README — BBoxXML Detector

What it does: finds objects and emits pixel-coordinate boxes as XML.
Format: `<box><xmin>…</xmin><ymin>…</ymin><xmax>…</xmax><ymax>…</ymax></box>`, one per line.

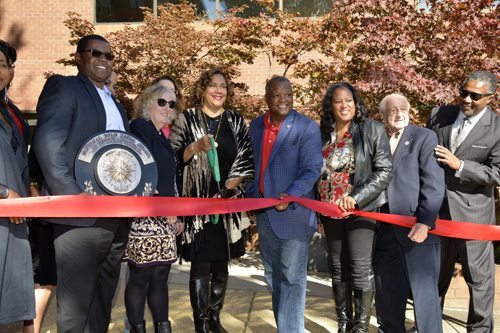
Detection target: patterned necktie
<box><xmin>451</xmin><ymin>117</ymin><xmax>470</xmax><ymax>153</ymax></box>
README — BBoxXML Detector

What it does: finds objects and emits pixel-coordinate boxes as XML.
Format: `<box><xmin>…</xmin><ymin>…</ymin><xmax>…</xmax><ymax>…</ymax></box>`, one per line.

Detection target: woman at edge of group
<box><xmin>169</xmin><ymin>68</ymin><xmax>253</xmax><ymax>333</ymax></box>
<box><xmin>0</xmin><ymin>40</ymin><xmax>35</xmax><ymax>326</ymax></box>
<box><xmin>122</xmin><ymin>83</ymin><xmax>184</xmax><ymax>333</ymax></box>
<box><xmin>318</xmin><ymin>82</ymin><xmax>392</xmax><ymax>333</ymax></box>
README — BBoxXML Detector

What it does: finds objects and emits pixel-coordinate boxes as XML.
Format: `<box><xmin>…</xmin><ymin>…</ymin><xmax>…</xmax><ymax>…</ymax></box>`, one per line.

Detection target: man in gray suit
<box><xmin>375</xmin><ymin>93</ymin><xmax>445</xmax><ymax>333</ymax></box>
<box><xmin>32</xmin><ymin>35</ymin><xmax>129</xmax><ymax>333</ymax></box>
<box><xmin>427</xmin><ymin>70</ymin><xmax>499</xmax><ymax>333</ymax></box>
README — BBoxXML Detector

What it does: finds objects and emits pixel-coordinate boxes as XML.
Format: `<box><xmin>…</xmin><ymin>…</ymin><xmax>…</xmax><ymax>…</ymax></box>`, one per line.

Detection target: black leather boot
<box><xmin>332</xmin><ymin>282</ymin><xmax>353</xmax><ymax>333</ymax></box>
<box><xmin>130</xmin><ymin>321</ymin><xmax>147</xmax><ymax>333</ymax></box>
<box><xmin>154</xmin><ymin>321</ymin><xmax>172</xmax><ymax>333</ymax></box>
<box><xmin>190</xmin><ymin>277</ymin><xmax>210</xmax><ymax>333</ymax></box>
<box><xmin>208</xmin><ymin>272</ymin><xmax>229</xmax><ymax>333</ymax></box>
<box><xmin>352</xmin><ymin>289</ymin><xmax>374</xmax><ymax>333</ymax></box>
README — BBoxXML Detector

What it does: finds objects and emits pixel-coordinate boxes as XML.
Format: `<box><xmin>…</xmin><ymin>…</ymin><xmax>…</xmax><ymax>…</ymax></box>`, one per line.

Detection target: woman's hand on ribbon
<box><xmin>338</xmin><ymin>196</ymin><xmax>357</xmax><ymax>212</ymax></box>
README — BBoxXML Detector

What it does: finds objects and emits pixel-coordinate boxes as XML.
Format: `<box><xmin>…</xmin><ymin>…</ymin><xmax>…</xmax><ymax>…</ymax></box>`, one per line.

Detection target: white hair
<box><xmin>379</xmin><ymin>93</ymin><xmax>410</xmax><ymax>114</ymax></box>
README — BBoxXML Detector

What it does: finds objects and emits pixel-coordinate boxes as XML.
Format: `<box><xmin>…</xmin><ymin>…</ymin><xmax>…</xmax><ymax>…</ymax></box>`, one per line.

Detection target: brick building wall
<box><xmin>0</xmin><ymin>0</ymin><xmax>295</xmax><ymax>112</ymax></box>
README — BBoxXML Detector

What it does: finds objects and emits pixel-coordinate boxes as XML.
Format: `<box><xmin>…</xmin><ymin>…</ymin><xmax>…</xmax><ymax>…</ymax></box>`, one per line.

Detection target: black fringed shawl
<box><xmin>169</xmin><ymin>108</ymin><xmax>253</xmax><ymax>246</ymax></box>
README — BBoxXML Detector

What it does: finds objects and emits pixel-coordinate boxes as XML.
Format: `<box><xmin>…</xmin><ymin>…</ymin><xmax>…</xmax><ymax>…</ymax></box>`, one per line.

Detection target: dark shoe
<box><xmin>154</xmin><ymin>321</ymin><xmax>172</xmax><ymax>333</ymax></box>
<box><xmin>190</xmin><ymin>277</ymin><xmax>210</xmax><ymax>333</ymax></box>
<box><xmin>352</xmin><ymin>289</ymin><xmax>374</xmax><ymax>333</ymax></box>
<box><xmin>208</xmin><ymin>272</ymin><xmax>229</xmax><ymax>333</ymax></box>
<box><xmin>130</xmin><ymin>321</ymin><xmax>146</xmax><ymax>333</ymax></box>
<box><xmin>332</xmin><ymin>282</ymin><xmax>353</xmax><ymax>333</ymax></box>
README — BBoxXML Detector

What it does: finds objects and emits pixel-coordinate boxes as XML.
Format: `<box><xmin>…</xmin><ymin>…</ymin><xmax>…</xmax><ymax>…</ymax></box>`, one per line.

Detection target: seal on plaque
<box><xmin>75</xmin><ymin>130</ymin><xmax>158</xmax><ymax>196</ymax></box>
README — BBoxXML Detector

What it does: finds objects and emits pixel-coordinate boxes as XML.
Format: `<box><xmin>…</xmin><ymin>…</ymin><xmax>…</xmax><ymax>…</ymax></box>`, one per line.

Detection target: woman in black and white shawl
<box><xmin>169</xmin><ymin>68</ymin><xmax>253</xmax><ymax>332</ymax></box>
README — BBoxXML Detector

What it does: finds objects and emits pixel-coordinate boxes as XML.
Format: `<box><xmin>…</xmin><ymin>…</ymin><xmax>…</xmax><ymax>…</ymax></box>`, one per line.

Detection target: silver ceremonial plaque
<box><xmin>75</xmin><ymin>131</ymin><xmax>158</xmax><ymax>196</ymax></box>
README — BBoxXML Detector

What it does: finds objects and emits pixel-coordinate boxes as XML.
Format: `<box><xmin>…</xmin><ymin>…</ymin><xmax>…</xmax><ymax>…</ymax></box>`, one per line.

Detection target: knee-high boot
<box><xmin>352</xmin><ymin>289</ymin><xmax>374</xmax><ymax>333</ymax></box>
<box><xmin>130</xmin><ymin>321</ymin><xmax>147</xmax><ymax>333</ymax></box>
<box><xmin>154</xmin><ymin>321</ymin><xmax>172</xmax><ymax>333</ymax></box>
<box><xmin>332</xmin><ymin>282</ymin><xmax>353</xmax><ymax>333</ymax></box>
<box><xmin>208</xmin><ymin>272</ymin><xmax>229</xmax><ymax>333</ymax></box>
<box><xmin>190</xmin><ymin>277</ymin><xmax>210</xmax><ymax>333</ymax></box>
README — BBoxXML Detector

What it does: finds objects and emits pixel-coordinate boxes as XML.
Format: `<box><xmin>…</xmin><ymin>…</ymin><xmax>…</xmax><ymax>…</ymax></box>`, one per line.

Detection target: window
<box><xmin>282</xmin><ymin>0</ymin><xmax>331</xmax><ymax>17</ymax></box>
<box><xmin>96</xmin><ymin>0</ymin><xmax>154</xmax><ymax>23</ymax></box>
<box><xmin>95</xmin><ymin>0</ymin><xmax>332</xmax><ymax>23</ymax></box>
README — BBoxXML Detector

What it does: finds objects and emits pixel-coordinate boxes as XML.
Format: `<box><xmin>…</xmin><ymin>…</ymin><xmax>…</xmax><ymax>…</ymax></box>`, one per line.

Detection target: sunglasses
<box><xmin>459</xmin><ymin>87</ymin><xmax>492</xmax><ymax>101</ymax></box>
<box><xmin>80</xmin><ymin>49</ymin><xmax>115</xmax><ymax>61</ymax></box>
<box><xmin>157</xmin><ymin>98</ymin><xmax>176</xmax><ymax>109</ymax></box>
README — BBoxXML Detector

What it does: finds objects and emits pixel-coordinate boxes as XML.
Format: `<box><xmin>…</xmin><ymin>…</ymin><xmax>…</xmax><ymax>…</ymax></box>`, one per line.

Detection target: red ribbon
<box><xmin>1</xmin><ymin>195</ymin><xmax>499</xmax><ymax>241</ymax></box>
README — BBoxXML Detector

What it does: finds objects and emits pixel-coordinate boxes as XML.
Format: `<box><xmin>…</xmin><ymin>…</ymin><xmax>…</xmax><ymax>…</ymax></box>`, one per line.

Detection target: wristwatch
<box><xmin>0</xmin><ymin>184</ymin><xmax>9</xmax><ymax>199</ymax></box>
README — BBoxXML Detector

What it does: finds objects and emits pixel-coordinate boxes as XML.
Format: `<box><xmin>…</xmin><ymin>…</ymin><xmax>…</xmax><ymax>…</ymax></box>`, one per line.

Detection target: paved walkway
<box><xmin>1</xmin><ymin>252</ymin><xmax>497</xmax><ymax>332</ymax></box>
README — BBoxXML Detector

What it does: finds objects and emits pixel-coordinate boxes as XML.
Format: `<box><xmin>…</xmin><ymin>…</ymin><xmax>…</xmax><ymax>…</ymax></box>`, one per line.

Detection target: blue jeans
<box><xmin>257</xmin><ymin>213</ymin><xmax>309</xmax><ymax>333</ymax></box>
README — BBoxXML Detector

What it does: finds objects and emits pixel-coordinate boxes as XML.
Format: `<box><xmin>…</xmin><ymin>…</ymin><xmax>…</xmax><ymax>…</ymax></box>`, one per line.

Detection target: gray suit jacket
<box><xmin>32</xmin><ymin>73</ymin><xmax>129</xmax><ymax>226</ymax></box>
<box><xmin>427</xmin><ymin>105</ymin><xmax>500</xmax><ymax>225</ymax></box>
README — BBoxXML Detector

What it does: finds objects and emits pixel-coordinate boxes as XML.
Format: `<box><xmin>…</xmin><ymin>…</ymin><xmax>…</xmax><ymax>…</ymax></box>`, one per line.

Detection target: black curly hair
<box><xmin>320</xmin><ymin>82</ymin><xmax>368</xmax><ymax>144</ymax></box>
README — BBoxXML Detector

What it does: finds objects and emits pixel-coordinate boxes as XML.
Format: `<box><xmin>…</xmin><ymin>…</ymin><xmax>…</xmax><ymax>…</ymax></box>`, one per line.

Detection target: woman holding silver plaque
<box><xmin>169</xmin><ymin>68</ymin><xmax>253</xmax><ymax>333</ymax></box>
<box><xmin>122</xmin><ymin>83</ymin><xmax>183</xmax><ymax>333</ymax></box>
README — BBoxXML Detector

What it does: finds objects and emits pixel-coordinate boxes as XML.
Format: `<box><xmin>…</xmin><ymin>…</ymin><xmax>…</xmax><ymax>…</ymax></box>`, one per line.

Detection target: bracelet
<box><xmin>0</xmin><ymin>184</ymin><xmax>10</xmax><ymax>199</ymax></box>
<box><xmin>30</xmin><ymin>181</ymin><xmax>39</xmax><ymax>187</ymax></box>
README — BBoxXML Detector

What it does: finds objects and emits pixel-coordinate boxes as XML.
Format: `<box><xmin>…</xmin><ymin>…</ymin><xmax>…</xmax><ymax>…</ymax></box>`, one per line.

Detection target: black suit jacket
<box><xmin>386</xmin><ymin>124</ymin><xmax>444</xmax><ymax>247</ymax></box>
<box><xmin>130</xmin><ymin>118</ymin><xmax>179</xmax><ymax>196</ymax></box>
<box><xmin>427</xmin><ymin>106</ymin><xmax>500</xmax><ymax>225</ymax></box>
<box><xmin>32</xmin><ymin>73</ymin><xmax>129</xmax><ymax>226</ymax></box>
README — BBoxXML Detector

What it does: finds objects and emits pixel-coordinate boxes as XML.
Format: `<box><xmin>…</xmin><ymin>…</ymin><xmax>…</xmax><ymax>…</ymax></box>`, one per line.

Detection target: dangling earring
<box><xmin>3</xmin><ymin>85</ymin><xmax>8</xmax><ymax>104</ymax></box>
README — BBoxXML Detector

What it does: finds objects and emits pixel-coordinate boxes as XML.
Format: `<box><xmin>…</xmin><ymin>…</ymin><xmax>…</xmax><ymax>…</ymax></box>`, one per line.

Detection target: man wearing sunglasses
<box><xmin>427</xmin><ymin>70</ymin><xmax>499</xmax><ymax>333</ymax></box>
<box><xmin>32</xmin><ymin>35</ymin><xmax>129</xmax><ymax>333</ymax></box>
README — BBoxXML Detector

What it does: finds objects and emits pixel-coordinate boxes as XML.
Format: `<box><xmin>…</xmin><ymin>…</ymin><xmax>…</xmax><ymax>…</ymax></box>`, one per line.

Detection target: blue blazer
<box><xmin>386</xmin><ymin>124</ymin><xmax>444</xmax><ymax>246</ymax></box>
<box><xmin>247</xmin><ymin>110</ymin><xmax>323</xmax><ymax>239</ymax></box>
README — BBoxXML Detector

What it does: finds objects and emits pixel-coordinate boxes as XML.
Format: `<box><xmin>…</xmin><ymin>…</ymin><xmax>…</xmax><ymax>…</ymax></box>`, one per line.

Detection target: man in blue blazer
<box><xmin>374</xmin><ymin>94</ymin><xmax>445</xmax><ymax>333</ymax></box>
<box><xmin>32</xmin><ymin>35</ymin><xmax>129</xmax><ymax>333</ymax></box>
<box><xmin>247</xmin><ymin>76</ymin><xmax>323</xmax><ymax>333</ymax></box>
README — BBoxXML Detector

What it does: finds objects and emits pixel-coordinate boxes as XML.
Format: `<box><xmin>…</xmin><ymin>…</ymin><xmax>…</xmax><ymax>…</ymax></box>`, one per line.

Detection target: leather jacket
<box><xmin>350</xmin><ymin>118</ymin><xmax>392</xmax><ymax>211</ymax></box>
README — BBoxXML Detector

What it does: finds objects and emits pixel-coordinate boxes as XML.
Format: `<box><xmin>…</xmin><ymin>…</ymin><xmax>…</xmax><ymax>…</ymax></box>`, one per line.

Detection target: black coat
<box><xmin>130</xmin><ymin>118</ymin><xmax>179</xmax><ymax>196</ymax></box>
<box><xmin>350</xmin><ymin>118</ymin><xmax>393</xmax><ymax>211</ymax></box>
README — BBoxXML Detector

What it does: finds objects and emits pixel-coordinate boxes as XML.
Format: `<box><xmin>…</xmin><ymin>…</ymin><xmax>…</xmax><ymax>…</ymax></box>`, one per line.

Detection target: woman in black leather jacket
<box><xmin>318</xmin><ymin>82</ymin><xmax>392</xmax><ymax>333</ymax></box>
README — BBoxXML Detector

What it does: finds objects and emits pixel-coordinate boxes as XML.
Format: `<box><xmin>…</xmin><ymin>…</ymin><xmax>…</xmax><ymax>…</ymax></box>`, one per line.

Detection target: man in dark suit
<box><xmin>247</xmin><ymin>76</ymin><xmax>322</xmax><ymax>333</ymax></box>
<box><xmin>427</xmin><ymin>70</ymin><xmax>499</xmax><ymax>333</ymax></box>
<box><xmin>374</xmin><ymin>93</ymin><xmax>445</xmax><ymax>333</ymax></box>
<box><xmin>32</xmin><ymin>35</ymin><xmax>130</xmax><ymax>333</ymax></box>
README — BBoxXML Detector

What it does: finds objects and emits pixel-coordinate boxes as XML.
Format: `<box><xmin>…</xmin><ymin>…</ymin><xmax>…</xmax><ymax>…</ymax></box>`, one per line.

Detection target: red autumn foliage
<box><xmin>55</xmin><ymin>0</ymin><xmax>498</xmax><ymax>123</ymax></box>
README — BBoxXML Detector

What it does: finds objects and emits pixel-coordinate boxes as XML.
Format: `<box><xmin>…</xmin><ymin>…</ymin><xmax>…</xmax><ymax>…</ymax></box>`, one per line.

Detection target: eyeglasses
<box><xmin>157</xmin><ymin>98</ymin><xmax>176</xmax><ymax>109</ymax></box>
<box><xmin>459</xmin><ymin>87</ymin><xmax>492</xmax><ymax>101</ymax></box>
<box><xmin>79</xmin><ymin>49</ymin><xmax>115</xmax><ymax>61</ymax></box>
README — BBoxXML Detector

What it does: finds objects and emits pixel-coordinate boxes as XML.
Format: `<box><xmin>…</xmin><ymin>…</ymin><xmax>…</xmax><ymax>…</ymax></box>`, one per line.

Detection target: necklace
<box><xmin>202</xmin><ymin>110</ymin><xmax>224</xmax><ymax>147</ymax></box>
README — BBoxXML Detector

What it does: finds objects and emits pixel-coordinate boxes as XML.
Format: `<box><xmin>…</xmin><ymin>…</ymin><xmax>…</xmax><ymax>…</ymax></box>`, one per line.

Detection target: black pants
<box><xmin>125</xmin><ymin>264</ymin><xmax>172</xmax><ymax>325</ymax></box>
<box><xmin>438</xmin><ymin>199</ymin><xmax>494</xmax><ymax>332</ymax></box>
<box><xmin>322</xmin><ymin>216</ymin><xmax>376</xmax><ymax>289</ymax></box>
<box><xmin>53</xmin><ymin>219</ymin><xmax>129</xmax><ymax>333</ymax></box>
